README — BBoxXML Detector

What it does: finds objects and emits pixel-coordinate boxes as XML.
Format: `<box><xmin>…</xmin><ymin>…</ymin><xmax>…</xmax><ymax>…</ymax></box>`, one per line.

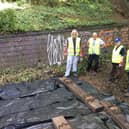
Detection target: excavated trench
<box><xmin>0</xmin><ymin>78</ymin><xmax>129</xmax><ymax>129</ymax></box>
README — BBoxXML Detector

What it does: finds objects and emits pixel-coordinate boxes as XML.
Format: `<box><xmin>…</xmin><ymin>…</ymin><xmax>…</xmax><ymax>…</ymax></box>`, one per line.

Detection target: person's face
<box><xmin>72</xmin><ymin>32</ymin><xmax>77</xmax><ymax>38</ymax></box>
<box><xmin>93</xmin><ymin>34</ymin><xmax>97</xmax><ymax>39</ymax></box>
<box><xmin>115</xmin><ymin>42</ymin><xmax>120</xmax><ymax>46</ymax></box>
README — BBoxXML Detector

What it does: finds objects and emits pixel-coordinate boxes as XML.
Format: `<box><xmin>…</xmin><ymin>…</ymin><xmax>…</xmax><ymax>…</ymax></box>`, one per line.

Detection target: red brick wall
<box><xmin>99</xmin><ymin>27</ymin><xmax>129</xmax><ymax>46</ymax></box>
<box><xmin>79</xmin><ymin>27</ymin><xmax>129</xmax><ymax>46</ymax></box>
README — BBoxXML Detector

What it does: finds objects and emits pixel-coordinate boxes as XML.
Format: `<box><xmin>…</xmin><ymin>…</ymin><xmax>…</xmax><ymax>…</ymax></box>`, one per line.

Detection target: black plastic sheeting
<box><xmin>0</xmin><ymin>79</ymin><xmax>57</xmax><ymax>100</ymax></box>
<box><xmin>0</xmin><ymin>77</ymin><xmax>128</xmax><ymax>129</ymax></box>
<box><xmin>0</xmin><ymin>79</ymin><xmax>91</xmax><ymax>129</ymax></box>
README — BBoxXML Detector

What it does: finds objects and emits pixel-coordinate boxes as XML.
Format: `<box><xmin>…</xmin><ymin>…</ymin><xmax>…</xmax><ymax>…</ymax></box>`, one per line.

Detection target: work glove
<box><xmin>80</xmin><ymin>49</ymin><xmax>83</xmax><ymax>57</ymax></box>
<box><xmin>64</xmin><ymin>47</ymin><xmax>67</xmax><ymax>56</ymax></box>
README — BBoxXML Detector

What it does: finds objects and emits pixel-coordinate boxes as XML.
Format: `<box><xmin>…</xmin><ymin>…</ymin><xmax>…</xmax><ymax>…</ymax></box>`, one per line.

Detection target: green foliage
<box><xmin>0</xmin><ymin>9</ymin><xmax>16</xmax><ymax>32</ymax></box>
<box><xmin>16</xmin><ymin>0</ymin><xmax>27</xmax><ymax>6</ymax></box>
<box><xmin>0</xmin><ymin>0</ymin><xmax>117</xmax><ymax>33</ymax></box>
<box><xmin>0</xmin><ymin>63</ymin><xmax>66</xmax><ymax>85</ymax></box>
<box><xmin>43</xmin><ymin>0</ymin><xmax>60</xmax><ymax>7</ymax></box>
<box><xmin>30</xmin><ymin>0</ymin><xmax>60</xmax><ymax>7</ymax></box>
<box><xmin>78</xmin><ymin>58</ymin><xmax>87</xmax><ymax>74</ymax></box>
<box><xmin>49</xmin><ymin>64</ymin><xmax>66</xmax><ymax>76</ymax></box>
<box><xmin>0</xmin><ymin>65</ymin><xmax>48</xmax><ymax>85</ymax></box>
<box><xmin>99</xmin><ymin>46</ymin><xmax>113</xmax><ymax>65</ymax></box>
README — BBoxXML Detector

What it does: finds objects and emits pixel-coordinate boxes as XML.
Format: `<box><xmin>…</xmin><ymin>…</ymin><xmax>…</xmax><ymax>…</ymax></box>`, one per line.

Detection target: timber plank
<box><xmin>101</xmin><ymin>101</ymin><xmax>129</xmax><ymax>129</ymax></box>
<box><xmin>58</xmin><ymin>77</ymin><xmax>129</xmax><ymax>129</ymax></box>
<box><xmin>88</xmin><ymin>99</ymin><xmax>104</xmax><ymax>112</ymax></box>
<box><xmin>58</xmin><ymin>77</ymin><xmax>104</xmax><ymax>112</ymax></box>
<box><xmin>52</xmin><ymin>116</ymin><xmax>72</xmax><ymax>129</ymax></box>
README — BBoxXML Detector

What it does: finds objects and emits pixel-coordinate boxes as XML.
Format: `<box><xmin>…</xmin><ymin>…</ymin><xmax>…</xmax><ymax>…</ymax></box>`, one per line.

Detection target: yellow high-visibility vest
<box><xmin>112</xmin><ymin>45</ymin><xmax>124</xmax><ymax>63</ymax></box>
<box><xmin>125</xmin><ymin>50</ymin><xmax>129</xmax><ymax>71</ymax></box>
<box><xmin>88</xmin><ymin>38</ymin><xmax>101</xmax><ymax>55</ymax></box>
<box><xmin>67</xmin><ymin>37</ymin><xmax>81</xmax><ymax>56</ymax></box>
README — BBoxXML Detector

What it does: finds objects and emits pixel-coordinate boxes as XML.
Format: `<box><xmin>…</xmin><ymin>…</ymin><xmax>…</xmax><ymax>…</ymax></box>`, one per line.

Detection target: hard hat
<box><xmin>115</xmin><ymin>37</ymin><xmax>121</xmax><ymax>42</ymax></box>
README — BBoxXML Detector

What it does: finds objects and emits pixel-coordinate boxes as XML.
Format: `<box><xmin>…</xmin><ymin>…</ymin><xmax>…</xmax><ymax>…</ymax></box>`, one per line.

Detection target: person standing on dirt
<box><xmin>64</xmin><ymin>29</ymin><xmax>83</xmax><ymax>77</ymax></box>
<box><xmin>124</xmin><ymin>49</ymin><xmax>129</xmax><ymax>96</ymax></box>
<box><xmin>86</xmin><ymin>32</ymin><xmax>105</xmax><ymax>74</ymax></box>
<box><xmin>109</xmin><ymin>37</ymin><xmax>125</xmax><ymax>82</ymax></box>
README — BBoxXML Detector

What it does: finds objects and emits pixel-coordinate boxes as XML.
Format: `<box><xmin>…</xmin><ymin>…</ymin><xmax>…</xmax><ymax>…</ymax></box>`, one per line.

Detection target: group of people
<box><xmin>63</xmin><ymin>29</ymin><xmax>129</xmax><ymax>96</ymax></box>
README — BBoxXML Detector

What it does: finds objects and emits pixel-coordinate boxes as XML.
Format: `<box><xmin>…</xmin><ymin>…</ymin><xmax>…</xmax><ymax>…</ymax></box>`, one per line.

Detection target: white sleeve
<box><xmin>100</xmin><ymin>39</ymin><xmax>105</xmax><ymax>45</ymax></box>
<box><xmin>88</xmin><ymin>38</ymin><xmax>92</xmax><ymax>43</ymax></box>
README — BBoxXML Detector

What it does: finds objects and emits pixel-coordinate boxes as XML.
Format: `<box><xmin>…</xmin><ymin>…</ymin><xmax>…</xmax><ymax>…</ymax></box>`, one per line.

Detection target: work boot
<box><xmin>72</xmin><ymin>72</ymin><xmax>78</xmax><ymax>77</ymax></box>
<box><xmin>64</xmin><ymin>75</ymin><xmax>70</xmax><ymax>78</ymax></box>
<box><xmin>64</xmin><ymin>73</ymin><xmax>70</xmax><ymax>78</ymax></box>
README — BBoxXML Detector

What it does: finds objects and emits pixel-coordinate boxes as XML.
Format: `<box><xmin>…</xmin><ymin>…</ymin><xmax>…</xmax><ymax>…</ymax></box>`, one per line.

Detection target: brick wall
<box><xmin>0</xmin><ymin>33</ymin><xmax>48</xmax><ymax>68</ymax></box>
<box><xmin>0</xmin><ymin>24</ymin><xmax>129</xmax><ymax>68</ymax></box>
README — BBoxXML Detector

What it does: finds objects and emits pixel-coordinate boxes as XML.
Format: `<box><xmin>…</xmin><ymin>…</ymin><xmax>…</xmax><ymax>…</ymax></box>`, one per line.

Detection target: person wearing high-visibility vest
<box><xmin>124</xmin><ymin>49</ymin><xmax>129</xmax><ymax>96</ymax></box>
<box><xmin>64</xmin><ymin>29</ymin><xmax>83</xmax><ymax>77</ymax></box>
<box><xmin>87</xmin><ymin>32</ymin><xmax>105</xmax><ymax>74</ymax></box>
<box><xmin>109</xmin><ymin>37</ymin><xmax>125</xmax><ymax>82</ymax></box>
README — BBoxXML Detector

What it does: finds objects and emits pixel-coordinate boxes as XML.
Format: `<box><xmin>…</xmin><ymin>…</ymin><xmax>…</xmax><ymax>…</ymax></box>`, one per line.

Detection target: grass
<box><xmin>0</xmin><ymin>66</ymin><xmax>46</xmax><ymax>85</ymax></box>
<box><xmin>0</xmin><ymin>1</ymin><xmax>118</xmax><ymax>33</ymax></box>
<box><xmin>0</xmin><ymin>63</ymin><xmax>66</xmax><ymax>85</ymax></box>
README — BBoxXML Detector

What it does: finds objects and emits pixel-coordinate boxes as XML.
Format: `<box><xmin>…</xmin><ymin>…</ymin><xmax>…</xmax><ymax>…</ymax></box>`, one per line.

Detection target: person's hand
<box><xmin>79</xmin><ymin>49</ymin><xmax>83</xmax><ymax>57</ymax></box>
<box><xmin>119</xmin><ymin>61</ymin><xmax>124</xmax><ymax>67</ymax></box>
<box><xmin>64</xmin><ymin>52</ymin><xmax>67</xmax><ymax>56</ymax></box>
<box><xmin>64</xmin><ymin>47</ymin><xmax>67</xmax><ymax>57</ymax></box>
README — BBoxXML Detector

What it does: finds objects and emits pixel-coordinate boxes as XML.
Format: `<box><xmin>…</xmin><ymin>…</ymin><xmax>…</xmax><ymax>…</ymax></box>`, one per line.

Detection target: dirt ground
<box><xmin>79</xmin><ymin>62</ymin><xmax>129</xmax><ymax>104</ymax></box>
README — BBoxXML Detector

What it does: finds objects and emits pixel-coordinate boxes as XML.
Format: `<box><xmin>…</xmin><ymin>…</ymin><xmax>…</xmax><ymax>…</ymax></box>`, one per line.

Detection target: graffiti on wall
<box><xmin>99</xmin><ymin>27</ymin><xmax>129</xmax><ymax>46</ymax></box>
<box><xmin>47</xmin><ymin>32</ymin><xmax>91</xmax><ymax>65</ymax></box>
<box><xmin>47</xmin><ymin>34</ymin><xmax>66</xmax><ymax>65</ymax></box>
<box><xmin>47</xmin><ymin>27</ymin><xmax>129</xmax><ymax>66</ymax></box>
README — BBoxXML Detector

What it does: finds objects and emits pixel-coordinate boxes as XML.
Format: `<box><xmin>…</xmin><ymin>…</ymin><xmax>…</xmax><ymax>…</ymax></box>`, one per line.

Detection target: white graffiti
<box><xmin>47</xmin><ymin>34</ymin><xmax>66</xmax><ymax>65</ymax></box>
